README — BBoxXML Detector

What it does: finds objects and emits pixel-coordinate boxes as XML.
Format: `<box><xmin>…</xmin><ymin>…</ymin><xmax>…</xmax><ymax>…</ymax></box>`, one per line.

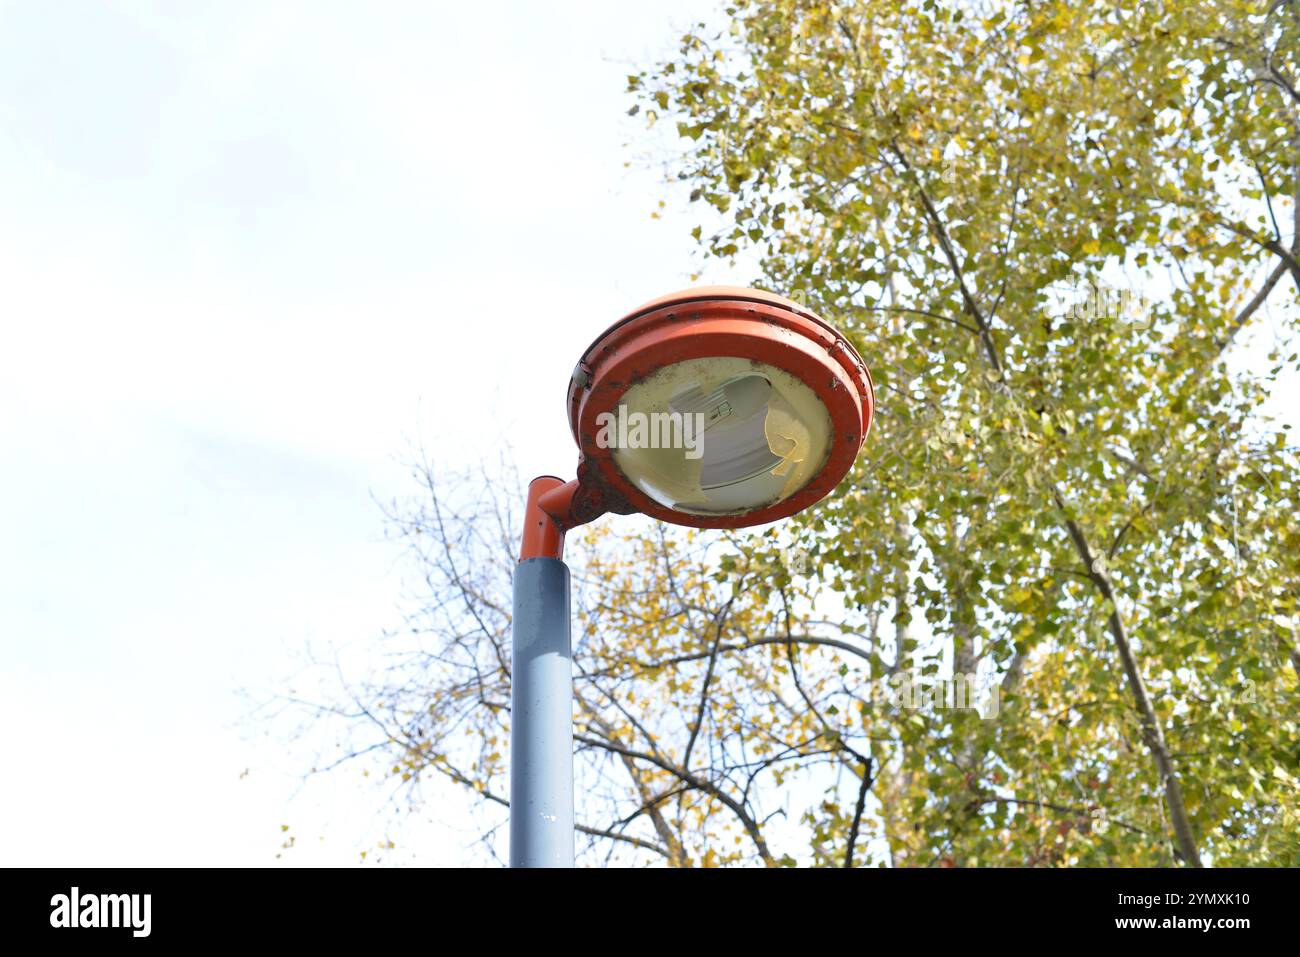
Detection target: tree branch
<box><xmin>1053</xmin><ymin>486</ymin><xmax>1203</xmax><ymax>867</ymax></box>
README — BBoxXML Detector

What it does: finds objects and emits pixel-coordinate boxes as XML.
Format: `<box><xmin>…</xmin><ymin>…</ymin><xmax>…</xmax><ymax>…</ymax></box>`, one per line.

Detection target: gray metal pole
<box><xmin>509</xmin><ymin>556</ymin><xmax>574</xmax><ymax>867</ymax></box>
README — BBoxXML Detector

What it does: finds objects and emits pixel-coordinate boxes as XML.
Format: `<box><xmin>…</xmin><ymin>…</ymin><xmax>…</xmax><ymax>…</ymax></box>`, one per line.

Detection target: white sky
<box><xmin>0</xmin><ymin>0</ymin><xmax>730</xmax><ymax>866</ymax></box>
<box><xmin>1</xmin><ymin>1</ymin><xmax>1293</xmax><ymax>868</ymax></box>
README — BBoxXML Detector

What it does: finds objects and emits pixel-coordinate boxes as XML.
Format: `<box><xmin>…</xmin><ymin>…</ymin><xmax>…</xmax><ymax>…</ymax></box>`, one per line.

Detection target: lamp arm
<box><xmin>519</xmin><ymin>467</ymin><xmax>625</xmax><ymax>561</ymax></box>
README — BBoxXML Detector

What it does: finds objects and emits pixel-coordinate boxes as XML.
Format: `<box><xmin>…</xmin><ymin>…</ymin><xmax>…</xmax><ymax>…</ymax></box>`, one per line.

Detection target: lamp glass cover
<box><xmin>601</xmin><ymin>356</ymin><xmax>834</xmax><ymax>515</ymax></box>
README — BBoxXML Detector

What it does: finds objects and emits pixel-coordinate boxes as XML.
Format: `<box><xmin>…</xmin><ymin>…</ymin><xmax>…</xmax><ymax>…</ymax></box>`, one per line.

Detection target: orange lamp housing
<box><xmin>519</xmin><ymin>287</ymin><xmax>874</xmax><ymax>560</ymax></box>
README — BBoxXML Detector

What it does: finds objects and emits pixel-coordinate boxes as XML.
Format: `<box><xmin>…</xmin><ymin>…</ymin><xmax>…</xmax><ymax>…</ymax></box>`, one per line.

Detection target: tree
<box><xmin>290</xmin><ymin>455</ymin><xmax>888</xmax><ymax>865</ymax></box>
<box><xmin>293</xmin><ymin>0</ymin><xmax>1299</xmax><ymax>865</ymax></box>
<box><xmin>628</xmin><ymin>0</ymin><xmax>1299</xmax><ymax>865</ymax></box>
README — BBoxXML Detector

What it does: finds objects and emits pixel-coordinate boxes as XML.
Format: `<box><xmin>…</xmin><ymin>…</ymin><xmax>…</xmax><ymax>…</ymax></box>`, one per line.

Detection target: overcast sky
<box><xmin>3</xmin><ymin>1</ymin><xmax>1294</xmax><ymax>868</ymax></box>
<box><xmin>0</xmin><ymin>0</ymin><xmax>730</xmax><ymax>866</ymax></box>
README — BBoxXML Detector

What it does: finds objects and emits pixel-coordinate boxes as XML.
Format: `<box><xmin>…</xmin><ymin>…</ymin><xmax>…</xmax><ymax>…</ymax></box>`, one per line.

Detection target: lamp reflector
<box><xmin>607</xmin><ymin>357</ymin><xmax>834</xmax><ymax>516</ymax></box>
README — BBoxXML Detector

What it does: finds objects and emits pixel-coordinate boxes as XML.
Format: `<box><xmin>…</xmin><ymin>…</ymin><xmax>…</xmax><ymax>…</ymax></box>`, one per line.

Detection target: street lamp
<box><xmin>510</xmin><ymin>286</ymin><xmax>874</xmax><ymax>867</ymax></box>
